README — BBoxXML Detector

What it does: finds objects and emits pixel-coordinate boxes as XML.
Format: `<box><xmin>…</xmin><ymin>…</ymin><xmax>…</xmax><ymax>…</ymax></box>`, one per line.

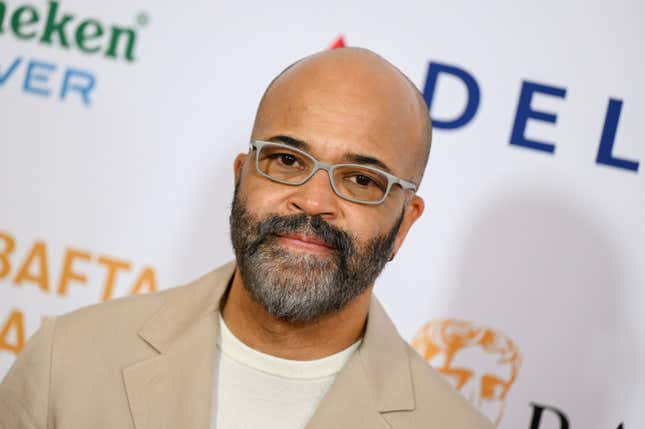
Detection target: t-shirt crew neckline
<box><xmin>216</xmin><ymin>312</ymin><xmax>362</xmax><ymax>380</ymax></box>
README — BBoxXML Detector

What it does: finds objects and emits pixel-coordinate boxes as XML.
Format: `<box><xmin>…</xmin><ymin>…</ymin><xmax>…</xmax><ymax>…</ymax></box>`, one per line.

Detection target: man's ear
<box><xmin>390</xmin><ymin>195</ymin><xmax>425</xmax><ymax>259</ymax></box>
<box><xmin>233</xmin><ymin>153</ymin><xmax>248</xmax><ymax>184</ymax></box>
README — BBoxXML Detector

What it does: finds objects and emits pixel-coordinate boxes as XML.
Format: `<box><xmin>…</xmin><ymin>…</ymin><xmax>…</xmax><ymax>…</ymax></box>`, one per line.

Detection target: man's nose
<box><xmin>287</xmin><ymin>169</ymin><xmax>340</xmax><ymax>218</ymax></box>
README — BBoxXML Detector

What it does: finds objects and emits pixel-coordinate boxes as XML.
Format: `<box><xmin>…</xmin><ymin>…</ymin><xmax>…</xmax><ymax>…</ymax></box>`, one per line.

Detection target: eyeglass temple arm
<box><xmin>393</xmin><ymin>176</ymin><xmax>417</xmax><ymax>192</ymax></box>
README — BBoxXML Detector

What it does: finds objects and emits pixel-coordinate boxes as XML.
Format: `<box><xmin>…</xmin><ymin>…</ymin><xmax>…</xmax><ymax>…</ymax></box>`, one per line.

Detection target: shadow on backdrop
<box><xmin>443</xmin><ymin>187</ymin><xmax>636</xmax><ymax>428</ymax></box>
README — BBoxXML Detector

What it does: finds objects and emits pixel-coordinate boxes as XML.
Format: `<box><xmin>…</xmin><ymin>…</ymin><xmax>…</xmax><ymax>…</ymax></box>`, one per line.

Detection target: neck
<box><xmin>221</xmin><ymin>266</ymin><xmax>370</xmax><ymax>360</ymax></box>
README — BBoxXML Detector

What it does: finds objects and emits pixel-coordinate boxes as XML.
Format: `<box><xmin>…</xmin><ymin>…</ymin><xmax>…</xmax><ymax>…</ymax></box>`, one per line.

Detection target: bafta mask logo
<box><xmin>412</xmin><ymin>319</ymin><xmax>521</xmax><ymax>426</ymax></box>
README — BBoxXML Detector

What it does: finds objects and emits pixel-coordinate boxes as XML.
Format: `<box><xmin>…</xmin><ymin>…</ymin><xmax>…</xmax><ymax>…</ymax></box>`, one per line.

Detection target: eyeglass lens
<box><xmin>257</xmin><ymin>143</ymin><xmax>389</xmax><ymax>203</ymax></box>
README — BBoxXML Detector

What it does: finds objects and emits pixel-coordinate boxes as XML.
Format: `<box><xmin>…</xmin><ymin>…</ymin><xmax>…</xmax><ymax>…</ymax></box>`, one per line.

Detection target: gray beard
<box><xmin>229</xmin><ymin>190</ymin><xmax>403</xmax><ymax>322</ymax></box>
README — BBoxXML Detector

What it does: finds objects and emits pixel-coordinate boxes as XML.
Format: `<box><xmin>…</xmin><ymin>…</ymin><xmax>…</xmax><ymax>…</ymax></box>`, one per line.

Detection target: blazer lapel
<box><xmin>122</xmin><ymin>354</ymin><xmax>168</xmax><ymax>429</ymax></box>
<box><xmin>306</xmin><ymin>295</ymin><xmax>416</xmax><ymax>428</ymax></box>
<box><xmin>122</xmin><ymin>262</ymin><xmax>236</xmax><ymax>429</ymax></box>
<box><xmin>305</xmin><ymin>351</ymin><xmax>386</xmax><ymax>429</ymax></box>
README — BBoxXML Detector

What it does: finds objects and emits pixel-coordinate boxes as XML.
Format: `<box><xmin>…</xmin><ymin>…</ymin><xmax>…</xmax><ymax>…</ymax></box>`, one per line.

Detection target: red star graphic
<box><xmin>329</xmin><ymin>35</ymin><xmax>346</xmax><ymax>49</ymax></box>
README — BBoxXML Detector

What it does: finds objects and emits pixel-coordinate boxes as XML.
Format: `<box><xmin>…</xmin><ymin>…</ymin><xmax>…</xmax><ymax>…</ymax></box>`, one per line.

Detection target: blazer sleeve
<box><xmin>0</xmin><ymin>317</ymin><xmax>57</xmax><ymax>429</ymax></box>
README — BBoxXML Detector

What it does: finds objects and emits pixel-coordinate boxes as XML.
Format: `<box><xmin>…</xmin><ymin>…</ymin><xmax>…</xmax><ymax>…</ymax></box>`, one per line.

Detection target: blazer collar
<box><xmin>123</xmin><ymin>262</ymin><xmax>235</xmax><ymax>429</ymax></box>
<box><xmin>137</xmin><ymin>261</ymin><xmax>236</xmax><ymax>353</ymax></box>
<box><xmin>305</xmin><ymin>294</ymin><xmax>416</xmax><ymax>429</ymax></box>
<box><xmin>359</xmin><ymin>295</ymin><xmax>416</xmax><ymax>412</ymax></box>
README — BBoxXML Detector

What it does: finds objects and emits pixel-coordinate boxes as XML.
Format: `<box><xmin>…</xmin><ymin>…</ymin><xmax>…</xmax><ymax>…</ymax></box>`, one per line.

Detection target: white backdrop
<box><xmin>1</xmin><ymin>1</ymin><xmax>643</xmax><ymax>427</ymax></box>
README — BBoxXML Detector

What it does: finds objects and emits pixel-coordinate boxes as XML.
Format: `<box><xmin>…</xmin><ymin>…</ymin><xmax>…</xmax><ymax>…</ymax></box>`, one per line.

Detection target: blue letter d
<box><xmin>422</xmin><ymin>61</ymin><xmax>481</xmax><ymax>130</ymax></box>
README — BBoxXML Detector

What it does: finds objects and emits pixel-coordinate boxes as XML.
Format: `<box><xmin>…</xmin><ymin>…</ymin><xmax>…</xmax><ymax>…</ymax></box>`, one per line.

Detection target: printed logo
<box><xmin>326</xmin><ymin>33</ymin><xmax>639</xmax><ymax>174</ymax></box>
<box><xmin>0</xmin><ymin>1</ymin><xmax>149</xmax><ymax>106</ymax></box>
<box><xmin>329</xmin><ymin>35</ymin><xmax>345</xmax><ymax>49</ymax></box>
<box><xmin>0</xmin><ymin>0</ymin><xmax>144</xmax><ymax>62</ymax></box>
<box><xmin>412</xmin><ymin>319</ymin><xmax>521</xmax><ymax>426</ymax></box>
<box><xmin>0</xmin><ymin>230</ymin><xmax>158</xmax><ymax>357</ymax></box>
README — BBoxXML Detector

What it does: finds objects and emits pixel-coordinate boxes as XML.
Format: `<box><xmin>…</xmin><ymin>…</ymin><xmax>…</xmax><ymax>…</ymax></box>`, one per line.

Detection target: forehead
<box><xmin>252</xmin><ymin>56</ymin><xmax>424</xmax><ymax>180</ymax></box>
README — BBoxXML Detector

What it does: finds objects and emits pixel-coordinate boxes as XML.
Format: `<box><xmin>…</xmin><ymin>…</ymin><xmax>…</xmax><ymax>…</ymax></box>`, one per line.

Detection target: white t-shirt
<box><xmin>210</xmin><ymin>312</ymin><xmax>361</xmax><ymax>429</ymax></box>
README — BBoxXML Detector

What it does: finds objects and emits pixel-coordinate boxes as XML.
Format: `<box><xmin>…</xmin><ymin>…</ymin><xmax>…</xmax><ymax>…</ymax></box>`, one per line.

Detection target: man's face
<box><xmin>230</xmin><ymin>51</ymin><xmax>425</xmax><ymax>321</ymax></box>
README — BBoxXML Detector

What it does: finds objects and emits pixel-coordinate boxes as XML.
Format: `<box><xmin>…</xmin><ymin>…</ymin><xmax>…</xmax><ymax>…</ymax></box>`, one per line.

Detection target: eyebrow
<box><xmin>344</xmin><ymin>153</ymin><xmax>394</xmax><ymax>175</ymax></box>
<box><xmin>268</xmin><ymin>135</ymin><xmax>310</xmax><ymax>151</ymax></box>
<box><xmin>267</xmin><ymin>135</ymin><xmax>395</xmax><ymax>175</ymax></box>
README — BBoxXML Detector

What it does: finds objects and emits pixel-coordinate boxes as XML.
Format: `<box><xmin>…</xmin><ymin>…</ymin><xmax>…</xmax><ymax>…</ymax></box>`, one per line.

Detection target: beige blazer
<box><xmin>0</xmin><ymin>262</ymin><xmax>493</xmax><ymax>429</ymax></box>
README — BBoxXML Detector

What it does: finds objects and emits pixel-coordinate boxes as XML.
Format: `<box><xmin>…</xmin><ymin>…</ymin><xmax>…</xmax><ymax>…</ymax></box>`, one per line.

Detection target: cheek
<box><xmin>343</xmin><ymin>206</ymin><xmax>397</xmax><ymax>240</ymax></box>
<box><xmin>237</xmin><ymin>171</ymin><xmax>292</xmax><ymax>215</ymax></box>
<box><xmin>240</xmin><ymin>185</ymin><xmax>280</xmax><ymax>215</ymax></box>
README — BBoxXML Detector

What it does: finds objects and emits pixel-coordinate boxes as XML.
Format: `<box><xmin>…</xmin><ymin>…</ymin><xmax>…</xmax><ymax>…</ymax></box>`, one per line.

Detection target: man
<box><xmin>0</xmin><ymin>48</ymin><xmax>493</xmax><ymax>428</ymax></box>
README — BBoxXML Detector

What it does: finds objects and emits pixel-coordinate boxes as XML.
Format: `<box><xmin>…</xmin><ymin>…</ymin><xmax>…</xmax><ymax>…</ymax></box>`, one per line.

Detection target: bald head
<box><xmin>231</xmin><ymin>48</ymin><xmax>429</xmax><ymax>324</ymax></box>
<box><xmin>252</xmin><ymin>48</ymin><xmax>432</xmax><ymax>186</ymax></box>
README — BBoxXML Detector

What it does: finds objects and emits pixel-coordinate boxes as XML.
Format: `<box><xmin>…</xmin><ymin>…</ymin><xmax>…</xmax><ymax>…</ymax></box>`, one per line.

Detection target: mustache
<box><xmin>246</xmin><ymin>213</ymin><xmax>355</xmax><ymax>257</ymax></box>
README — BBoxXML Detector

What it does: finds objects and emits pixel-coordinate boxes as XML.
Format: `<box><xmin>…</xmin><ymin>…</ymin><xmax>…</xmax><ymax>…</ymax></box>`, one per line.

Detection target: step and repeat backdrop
<box><xmin>1</xmin><ymin>0</ymin><xmax>643</xmax><ymax>427</ymax></box>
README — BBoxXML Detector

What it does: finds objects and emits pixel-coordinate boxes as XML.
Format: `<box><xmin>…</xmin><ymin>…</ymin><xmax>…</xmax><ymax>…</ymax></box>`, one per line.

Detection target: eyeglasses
<box><xmin>249</xmin><ymin>140</ymin><xmax>417</xmax><ymax>205</ymax></box>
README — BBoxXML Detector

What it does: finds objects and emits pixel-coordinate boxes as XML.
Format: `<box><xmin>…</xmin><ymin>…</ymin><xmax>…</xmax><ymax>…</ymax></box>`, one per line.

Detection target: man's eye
<box><xmin>281</xmin><ymin>154</ymin><xmax>296</xmax><ymax>165</ymax></box>
<box><xmin>272</xmin><ymin>153</ymin><xmax>298</xmax><ymax>167</ymax></box>
<box><xmin>351</xmin><ymin>175</ymin><xmax>375</xmax><ymax>186</ymax></box>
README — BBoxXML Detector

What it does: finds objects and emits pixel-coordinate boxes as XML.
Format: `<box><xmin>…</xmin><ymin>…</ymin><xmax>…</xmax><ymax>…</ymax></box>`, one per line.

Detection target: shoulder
<box><xmin>1</xmin><ymin>263</ymin><xmax>234</xmax><ymax>426</ymax></box>
<box><xmin>52</xmin><ymin>265</ymin><xmax>230</xmax><ymax>353</ymax></box>
<box><xmin>362</xmin><ymin>295</ymin><xmax>494</xmax><ymax>428</ymax></box>
<box><xmin>53</xmin><ymin>275</ymin><xmax>190</xmax><ymax>340</ymax></box>
<box><xmin>56</xmin><ymin>279</ymin><xmax>181</xmax><ymax>334</ymax></box>
<box><xmin>3</xmin><ymin>264</ymin><xmax>230</xmax><ymax>380</ymax></box>
<box><xmin>54</xmin><ymin>261</ymin><xmax>235</xmax><ymax>334</ymax></box>
<box><xmin>404</xmin><ymin>345</ymin><xmax>494</xmax><ymax>429</ymax></box>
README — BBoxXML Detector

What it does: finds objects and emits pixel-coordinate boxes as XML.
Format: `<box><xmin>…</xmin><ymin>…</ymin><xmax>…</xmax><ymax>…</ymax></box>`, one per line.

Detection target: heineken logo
<box><xmin>0</xmin><ymin>0</ymin><xmax>146</xmax><ymax>63</ymax></box>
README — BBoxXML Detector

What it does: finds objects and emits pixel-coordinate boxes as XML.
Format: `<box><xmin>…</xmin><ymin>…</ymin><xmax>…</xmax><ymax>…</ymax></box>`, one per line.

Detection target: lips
<box><xmin>275</xmin><ymin>233</ymin><xmax>334</xmax><ymax>251</ymax></box>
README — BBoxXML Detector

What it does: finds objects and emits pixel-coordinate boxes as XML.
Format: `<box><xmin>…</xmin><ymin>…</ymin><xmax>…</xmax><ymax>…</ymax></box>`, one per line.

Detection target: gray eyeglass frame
<box><xmin>249</xmin><ymin>140</ymin><xmax>417</xmax><ymax>205</ymax></box>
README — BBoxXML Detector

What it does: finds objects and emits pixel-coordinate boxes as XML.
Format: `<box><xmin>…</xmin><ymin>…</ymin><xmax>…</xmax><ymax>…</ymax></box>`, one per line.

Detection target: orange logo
<box><xmin>412</xmin><ymin>319</ymin><xmax>521</xmax><ymax>426</ymax></box>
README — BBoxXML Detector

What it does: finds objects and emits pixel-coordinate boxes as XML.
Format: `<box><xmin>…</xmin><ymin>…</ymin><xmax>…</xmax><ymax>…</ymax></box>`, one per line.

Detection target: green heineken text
<box><xmin>0</xmin><ymin>0</ymin><xmax>140</xmax><ymax>63</ymax></box>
